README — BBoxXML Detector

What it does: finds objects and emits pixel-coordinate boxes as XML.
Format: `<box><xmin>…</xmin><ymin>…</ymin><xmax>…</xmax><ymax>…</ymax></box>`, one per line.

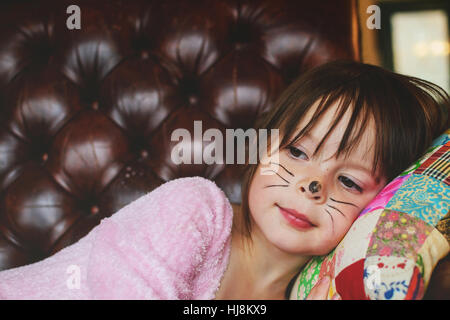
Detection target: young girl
<box><xmin>0</xmin><ymin>60</ymin><xmax>448</xmax><ymax>300</ymax></box>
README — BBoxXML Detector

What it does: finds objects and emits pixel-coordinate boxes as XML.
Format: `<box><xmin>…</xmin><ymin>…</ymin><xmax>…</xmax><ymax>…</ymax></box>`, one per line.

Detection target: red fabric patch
<box><xmin>335</xmin><ymin>259</ymin><xmax>370</xmax><ymax>300</ymax></box>
<box><xmin>405</xmin><ymin>266</ymin><xmax>425</xmax><ymax>300</ymax></box>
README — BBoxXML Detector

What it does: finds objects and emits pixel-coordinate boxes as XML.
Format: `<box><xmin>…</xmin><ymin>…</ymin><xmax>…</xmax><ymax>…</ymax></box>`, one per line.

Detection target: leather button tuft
<box><xmin>90</xmin><ymin>205</ymin><xmax>99</xmax><ymax>215</ymax></box>
<box><xmin>141</xmin><ymin>50</ymin><xmax>149</xmax><ymax>59</ymax></box>
<box><xmin>140</xmin><ymin>149</ymin><xmax>149</xmax><ymax>159</ymax></box>
<box><xmin>91</xmin><ymin>101</ymin><xmax>99</xmax><ymax>110</ymax></box>
<box><xmin>188</xmin><ymin>95</ymin><xmax>198</xmax><ymax>106</ymax></box>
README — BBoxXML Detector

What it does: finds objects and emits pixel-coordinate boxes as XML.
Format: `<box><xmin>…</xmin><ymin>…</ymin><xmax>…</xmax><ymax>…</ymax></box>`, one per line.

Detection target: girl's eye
<box><xmin>288</xmin><ymin>145</ymin><xmax>309</xmax><ymax>160</ymax></box>
<box><xmin>338</xmin><ymin>176</ymin><xmax>363</xmax><ymax>193</ymax></box>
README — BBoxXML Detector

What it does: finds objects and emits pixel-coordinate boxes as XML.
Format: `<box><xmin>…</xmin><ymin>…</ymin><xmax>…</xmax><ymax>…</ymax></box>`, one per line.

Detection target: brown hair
<box><xmin>237</xmin><ymin>59</ymin><xmax>449</xmax><ymax>240</ymax></box>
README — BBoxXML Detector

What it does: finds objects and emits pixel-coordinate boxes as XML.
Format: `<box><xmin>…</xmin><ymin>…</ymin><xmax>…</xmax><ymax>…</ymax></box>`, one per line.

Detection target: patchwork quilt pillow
<box><xmin>292</xmin><ymin>129</ymin><xmax>450</xmax><ymax>300</ymax></box>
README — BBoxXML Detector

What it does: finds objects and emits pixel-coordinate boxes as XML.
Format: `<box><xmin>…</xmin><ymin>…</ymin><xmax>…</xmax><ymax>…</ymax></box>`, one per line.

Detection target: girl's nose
<box><xmin>308</xmin><ymin>181</ymin><xmax>321</xmax><ymax>193</ymax></box>
<box><xmin>299</xmin><ymin>179</ymin><xmax>325</xmax><ymax>202</ymax></box>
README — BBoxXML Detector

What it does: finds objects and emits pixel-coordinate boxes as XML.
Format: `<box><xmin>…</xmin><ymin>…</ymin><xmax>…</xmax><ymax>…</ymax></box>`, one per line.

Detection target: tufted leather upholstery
<box><xmin>0</xmin><ymin>0</ymin><xmax>360</xmax><ymax>271</ymax></box>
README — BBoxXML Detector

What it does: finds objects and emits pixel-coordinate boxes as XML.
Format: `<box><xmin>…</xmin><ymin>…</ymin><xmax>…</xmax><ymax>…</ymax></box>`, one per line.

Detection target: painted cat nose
<box><xmin>308</xmin><ymin>181</ymin><xmax>321</xmax><ymax>193</ymax></box>
<box><xmin>299</xmin><ymin>179</ymin><xmax>325</xmax><ymax>202</ymax></box>
<box><xmin>299</xmin><ymin>180</ymin><xmax>322</xmax><ymax>193</ymax></box>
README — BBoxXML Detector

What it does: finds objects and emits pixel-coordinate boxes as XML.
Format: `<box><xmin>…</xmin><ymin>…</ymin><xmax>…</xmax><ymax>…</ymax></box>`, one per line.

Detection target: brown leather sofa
<box><xmin>0</xmin><ymin>0</ymin><xmax>447</xmax><ymax>299</ymax></box>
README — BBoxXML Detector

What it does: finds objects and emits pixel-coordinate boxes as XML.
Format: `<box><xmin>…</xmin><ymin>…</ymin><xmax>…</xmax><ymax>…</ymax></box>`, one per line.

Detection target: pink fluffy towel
<box><xmin>0</xmin><ymin>177</ymin><xmax>233</xmax><ymax>299</ymax></box>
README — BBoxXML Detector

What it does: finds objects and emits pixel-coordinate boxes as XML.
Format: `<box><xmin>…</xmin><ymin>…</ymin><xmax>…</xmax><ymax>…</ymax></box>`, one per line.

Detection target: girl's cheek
<box><xmin>348</xmin><ymin>206</ymin><xmax>363</xmax><ymax>221</ymax></box>
<box><xmin>329</xmin><ymin>209</ymin><xmax>358</xmax><ymax>238</ymax></box>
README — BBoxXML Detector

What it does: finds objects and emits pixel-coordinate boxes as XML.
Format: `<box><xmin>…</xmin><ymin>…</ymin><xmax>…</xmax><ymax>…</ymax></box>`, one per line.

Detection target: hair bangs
<box><xmin>280</xmin><ymin>84</ymin><xmax>383</xmax><ymax>180</ymax></box>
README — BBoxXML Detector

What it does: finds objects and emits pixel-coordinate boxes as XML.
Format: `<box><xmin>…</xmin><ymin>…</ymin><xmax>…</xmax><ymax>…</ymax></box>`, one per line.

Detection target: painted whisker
<box><xmin>330</xmin><ymin>197</ymin><xmax>359</xmax><ymax>208</ymax></box>
<box><xmin>268</xmin><ymin>161</ymin><xmax>294</xmax><ymax>177</ymax></box>
<box><xmin>327</xmin><ymin>204</ymin><xmax>346</xmax><ymax>217</ymax></box>
<box><xmin>264</xmin><ymin>184</ymin><xmax>289</xmax><ymax>188</ymax></box>
<box><xmin>325</xmin><ymin>209</ymin><xmax>335</xmax><ymax>234</ymax></box>
<box><xmin>260</xmin><ymin>169</ymin><xmax>290</xmax><ymax>183</ymax></box>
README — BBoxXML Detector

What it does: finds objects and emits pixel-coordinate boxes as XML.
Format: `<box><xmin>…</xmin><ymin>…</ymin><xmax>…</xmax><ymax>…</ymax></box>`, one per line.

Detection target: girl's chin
<box><xmin>265</xmin><ymin>230</ymin><xmax>318</xmax><ymax>254</ymax></box>
<box><xmin>271</xmin><ymin>228</ymin><xmax>340</xmax><ymax>256</ymax></box>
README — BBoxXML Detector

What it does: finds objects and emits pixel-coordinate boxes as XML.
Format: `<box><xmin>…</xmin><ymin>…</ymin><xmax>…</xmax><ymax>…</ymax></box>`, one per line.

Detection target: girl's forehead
<box><xmin>291</xmin><ymin>99</ymin><xmax>378</xmax><ymax>165</ymax></box>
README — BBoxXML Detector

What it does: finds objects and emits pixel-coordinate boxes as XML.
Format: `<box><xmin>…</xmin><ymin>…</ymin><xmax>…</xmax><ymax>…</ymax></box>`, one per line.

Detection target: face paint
<box><xmin>263</xmin><ymin>161</ymin><xmax>355</xmax><ymax>236</ymax></box>
<box><xmin>330</xmin><ymin>197</ymin><xmax>359</xmax><ymax>208</ymax></box>
<box><xmin>247</xmin><ymin>99</ymin><xmax>386</xmax><ymax>255</ymax></box>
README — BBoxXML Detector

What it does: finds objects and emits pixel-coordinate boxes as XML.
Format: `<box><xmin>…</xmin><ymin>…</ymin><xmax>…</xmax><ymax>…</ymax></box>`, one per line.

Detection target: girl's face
<box><xmin>248</xmin><ymin>99</ymin><xmax>387</xmax><ymax>256</ymax></box>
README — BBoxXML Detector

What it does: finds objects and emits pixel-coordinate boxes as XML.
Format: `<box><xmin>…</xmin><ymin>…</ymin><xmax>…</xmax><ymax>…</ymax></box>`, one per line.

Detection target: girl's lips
<box><xmin>276</xmin><ymin>204</ymin><xmax>315</xmax><ymax>230</ymax></box>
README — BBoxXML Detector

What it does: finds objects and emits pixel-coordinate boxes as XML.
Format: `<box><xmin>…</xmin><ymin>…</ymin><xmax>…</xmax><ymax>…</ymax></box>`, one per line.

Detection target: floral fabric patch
<box><xmin>366</xmin><ymin>210</ymin><xmax>434</xmax><ymax>259</ymax></box>
<box><xmin>296</xmin><ymin>250</ymin><xmax>334</xmax><ymax>300</ymax></box>
<box><xmin>296</xmin><ymin>255</ymin><xmax>323</xmax><ymax>300</ymax></box>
